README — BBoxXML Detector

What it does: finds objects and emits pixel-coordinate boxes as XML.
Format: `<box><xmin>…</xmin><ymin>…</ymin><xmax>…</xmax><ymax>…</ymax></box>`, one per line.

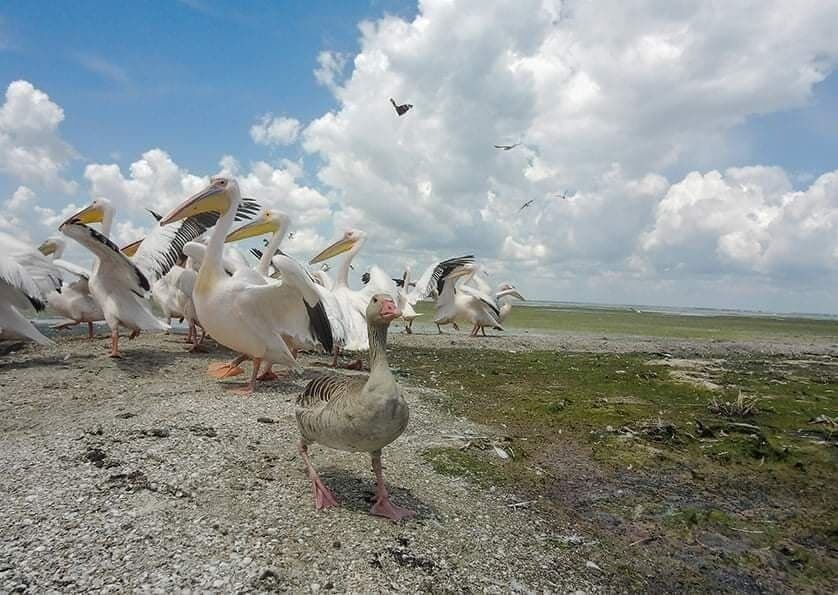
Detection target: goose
<box><xmin>36</xmin><ymin>236</ymin><xmax>105</xmax><ymax>339</ymax></box>
<box><xmin>159</xmin><ymin>177</ymin><xmax>314</xmax><ymax>394</ymax></box>
<box><xmin>295</xmin><ymin>293</ymin><xmax>414</xmax><ymax>522</ymax></box>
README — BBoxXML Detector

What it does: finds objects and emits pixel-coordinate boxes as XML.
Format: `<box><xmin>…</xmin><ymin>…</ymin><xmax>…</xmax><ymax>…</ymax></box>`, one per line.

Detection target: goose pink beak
<box><xmin>380</xmin><ymin>299</ymin><xmax>401</xmax><ymax>321</ymax></box>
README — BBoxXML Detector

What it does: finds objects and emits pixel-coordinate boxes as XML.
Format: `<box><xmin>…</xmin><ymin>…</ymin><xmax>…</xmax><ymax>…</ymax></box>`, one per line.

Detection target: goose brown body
<box><xmin>295</xmin><ymin>294</ymin><xmax>414</xmax><ymax>522</ymax></box>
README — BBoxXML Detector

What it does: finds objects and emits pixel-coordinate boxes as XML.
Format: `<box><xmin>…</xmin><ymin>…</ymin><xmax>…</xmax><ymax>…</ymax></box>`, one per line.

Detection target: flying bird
<box><xmin>555</xmin><ymin>191</ymin><xmax>569</xmax><ymax>200</ymax></box>
<box><xmin>288</xmin><ymin>232</ymin><xmax>295</xmax><ymax>240</ymax></box>
<box><xmin>493</xmin><ymin>143</ymin><xmax>520</xmax><ymax>151</ymax></box>
<box><xmin>518</xmin><ymin>199</ymin><xmax>536</xmax><ymax>211</ymax></box>
<box><xmin>390</xmin><ymin>98</ymin><xmax>413</xmax><ymax>116</ymax></box>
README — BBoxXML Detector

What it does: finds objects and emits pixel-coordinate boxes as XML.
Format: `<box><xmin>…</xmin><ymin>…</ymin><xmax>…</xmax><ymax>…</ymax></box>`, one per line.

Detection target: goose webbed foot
<box><xmin>299</xmin><ymin>442</ymin><xmax>339</xmax><ymax>511</ymax></box>
<box><xmin>370</xmin><ymin>452</ymin><xmax>414</xmax><ymax>523</ymax></box>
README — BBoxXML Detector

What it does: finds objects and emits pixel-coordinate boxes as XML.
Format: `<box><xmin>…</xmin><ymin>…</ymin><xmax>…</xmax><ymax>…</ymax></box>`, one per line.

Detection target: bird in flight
<box><xmin>288</xmin><ymin>232</ymin><xmax>295</xmax><ymax>240</ymax></box>
<box><xmin>390</xmin><ymin>98</ymin><xmax>413</xmax><ymax>116</ymax></box>
<box><xmin>518</xmin><ymin>199</ymin><xmax>536</xmax><ymax>211</ymax></box>
<box><xmin>554</xmin><ymin>190</ymin><xmax>569</xmax><ymax>200</ymax></box>
<box><xmin>494</xmin><ymin>142</ymin><xmax>520</xmax><ymax>151</ymax></box>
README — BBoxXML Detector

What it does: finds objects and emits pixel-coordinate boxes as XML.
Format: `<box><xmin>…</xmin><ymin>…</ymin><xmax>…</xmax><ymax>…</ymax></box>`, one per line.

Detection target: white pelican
<box><xmin>224</xmin><ymin>208</ymin><xmax>335</xmax><ymax>363</ymax></box>
<box><xmin>496</xmin><ymin>282</ymin><xmax>525</xmax><ymax>323</ymax></box>
<box><xmin>59</xmin><ymin>197</ymin><xmax>242</xmax><ymax>357</ymax></box>
<box><xmin>0</xmin><ymin>232</ymin><xmax>62</xmax><ymax>345</ymax></box>
<box><xmin>394</xmin><ymin>267</ymin><xmax>420</xmax><ymax>333</ymax></box>
<box><xmin>406</xmin><ymin>255</ymin><xmax>474</xmax><ymax>333</ymax></box>
<box><xmin>309</xmin><ymin>230</ymin><xmax>398</xmax><ymax>359</ymax></box>
<box><xmin>36</xmin><ymin>236</ymin><xmax>105</xmax><ymax>339</ymax></box>
<box><xmin>159</xmin><ymin>177</ymin><xmax>313</xmax><ymax>394</ymax></box>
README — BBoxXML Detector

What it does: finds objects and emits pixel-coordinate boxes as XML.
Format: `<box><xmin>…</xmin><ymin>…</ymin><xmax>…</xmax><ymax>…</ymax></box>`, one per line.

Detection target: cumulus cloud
<box><xmin>249</xmin><ymin>114</ymin><xmax>301</xmax><ymax>146</ymax></box>
<box><xmin>299</xmin><ymin>0</ymin><xmax>838</xmax><ymax>308</ymax></box>
<box><xmin>639</xmin><ymin>166</ymin><xmax>838</xmax><ymax>279</ymax></box>
<box><xmin>314</xmin><ymin>51</ymin><xmax>348</xmax><ymax>93</ymax></box>
<box><xmin>4</xmin><ymin>185</ymin><xmax>36</xmax><ymax>211</ymax></box>
<box><xmin>0</xmin><ymin>80</ymin><xmax>78</xmax><ymax>192</ymax></box>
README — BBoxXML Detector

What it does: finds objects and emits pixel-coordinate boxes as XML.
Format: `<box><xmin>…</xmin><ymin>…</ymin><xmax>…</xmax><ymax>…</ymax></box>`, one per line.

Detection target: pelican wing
<box><xmin>409</xmin><ymin>255</ymin><xmax>475</xmax><ymax>303</ymax></box>
<box><xmin>52</xmin><ymin>258</ymin><xmax>91</xmax><ymax>280</ymax></box>
<box><xmin>0</xmin><ymin>254</ymin><xmax>47</xmax><ymax>311</ymax></box>
<box><xmin>459</xmin><ymin>283</ymin><xmax>503</xmax><ymax>328</ymax></box>
<box><xmin>357</xmin><ymin>266</ymin><xmax>399</xmax><ymax>306</ymax></box>
<box><xmin>271</xmin><ymin>254</ymin><xmax>334</xmax><ymax>353</ymax></box>
<box><xmin>61</xmin><ymin>222</ymin><xmax>150</xmax><ymax>296</ymax></box>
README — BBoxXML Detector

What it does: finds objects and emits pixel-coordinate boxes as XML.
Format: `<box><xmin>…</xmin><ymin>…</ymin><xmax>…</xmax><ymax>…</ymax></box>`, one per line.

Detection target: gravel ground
<box><xmin>0</xmin><ymin>328</ymin><xmax>607</xmax><ymax>594</ymax></box>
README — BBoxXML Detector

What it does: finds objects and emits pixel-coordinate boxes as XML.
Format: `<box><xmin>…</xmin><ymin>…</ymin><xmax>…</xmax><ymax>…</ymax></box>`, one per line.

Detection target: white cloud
<box><xmin>249</xmin><ymin>114</ymin><xmax>301</xmax><ymax>146</ymax></box>
<box><xmin>73</xmin><ymin>52</ymin><xmax>130</xmax><ymax>84</ymax></box>
<box><xmin>0</xmin><ymin>80</ymin><xmax>78</xmax><ymax>193</ymax></box>
<box><xmin>298</xmin><ymin>0</ymin><xmax>838</xmax><ymax>311</ymax></box>
<box><xmin>639</xmin><ymin>167</ymin><xmax>838</xmax><ymax>279</ymax></box>
<box><xmin>314</xmin><ymin>51</ymin><xmax>348</xmax><ymax>93</ymax></box>
<box><xmin>4</xmin><ymin>185</ymin><xmax>35</xmax><ymax>211</ymax></box>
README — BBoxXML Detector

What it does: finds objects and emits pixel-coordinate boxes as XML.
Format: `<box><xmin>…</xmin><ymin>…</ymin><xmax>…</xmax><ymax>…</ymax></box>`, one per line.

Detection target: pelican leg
<box><xmin>87</xmin><ymin>321</ymin><xmax>94</xmax><ymax>340</ymax></box>
<box><xmin>481</xmin><ymin>326</ymin><xmax>487</xmax><ymax>337</ymax></box>
<box><xmin>228</xmin><ymin>357</ymin><xmax>261</xmax><ymax>395</ymax></box>
<box><xmin>208</xmin><ymin>354</ymin><xmax>247</xmax><ymax>378</ymax></box>
<box><xmin>51</xmin><ymin>321</ymin><xmax>76</xmax><ymax>331</ymax></box>
<box><xmin>404</xmin><ymin>321</ymin><xmax>413</xmax><ymax>334</ymax></box>
<box><xmin>108</xmin><ymin>329</ymin><xmax>122</xmax><ymax>358</ymax></box>
<box><xmin>469</xmin><ymin>324</ymin><xmax>479</xmax><ymax>337</ymax></box>
<box><xmin>257</xmin><ymin>360</ymin><xmax>287</xmax><ymax>381</ymax></box>
<box><xmin>298</xmin><ymin>441</ymin><xmax>338</xmax><ymax>510</ymax></box>
<box><xmin>187</xmin><ymin>320</ymin><xmax>207</xmax><ymax>353</ymax></box>
<box><xmin>436</xmin><ymin>324</ymin><xmax>443</xmax><ymax>334</ymax></box>
<box><xmin>369</xmin><ymin>451</ymin><xmax>414</xmax><ymax>522</ymax></box>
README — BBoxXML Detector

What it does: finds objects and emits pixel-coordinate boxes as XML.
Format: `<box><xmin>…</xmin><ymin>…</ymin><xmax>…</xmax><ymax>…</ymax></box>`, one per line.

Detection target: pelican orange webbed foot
<box><xmin>208</xmin><ymin>361</ymin><xmax>245</xmax><ymax>378</ymax></box>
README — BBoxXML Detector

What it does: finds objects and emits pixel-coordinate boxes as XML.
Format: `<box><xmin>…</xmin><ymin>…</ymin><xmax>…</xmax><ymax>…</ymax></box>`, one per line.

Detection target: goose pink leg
<box><xmin>369</xmin><ymin>451</ymin><xmax>414</xmax><ymax>522</ymax></box>
<box><xmin>298</xmin><ymin>442</ymin><xmax>338</xmax><ymax>510</ymax></box>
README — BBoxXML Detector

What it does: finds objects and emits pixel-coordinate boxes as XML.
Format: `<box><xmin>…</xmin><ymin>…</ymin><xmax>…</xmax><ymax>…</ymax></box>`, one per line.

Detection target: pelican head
<box><xmin>63</xmin><ymin>198</ymin><xmax>114</xmax><ymax>226</ymax></box>
<box><xmin>309</xmin><ymin>229</ymin><xmax>366</xmax><ymax>264</ymax></box>
<box><xmin>224</xmin><ymin>208</ymin><xmax>289</xmax><ymax>243</ymax></box>
<box><xmin>497</xmin><ymin>282</ymin><xmax>525</xmax><ymax>300</ymax></box>
<box><xmin>160</xmin><ymin>177</ymin><xmax>238</xmax><ymax>225</ymax></box>
<box><xmin>37</xmin><ymin>236</ymin><xmax>65</xmax><ymax>257</ymax></box>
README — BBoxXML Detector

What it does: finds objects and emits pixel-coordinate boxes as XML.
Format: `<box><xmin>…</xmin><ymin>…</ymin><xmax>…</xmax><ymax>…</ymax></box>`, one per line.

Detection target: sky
<box><xmin>1</xmin><ymin>0</ymin><xmax>837</xmax><ymax>314</ymax></box>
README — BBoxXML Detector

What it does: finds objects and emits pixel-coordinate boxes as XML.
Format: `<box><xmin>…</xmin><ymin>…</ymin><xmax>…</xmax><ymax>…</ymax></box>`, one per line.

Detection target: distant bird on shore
<box><xmin>493</xmin><ymin>143</ymin><xmax>520</xmax><ymax>151</ymax></box>
<box><xmin>390</xmin><ymin>98</ymin><xmax>413</xmax><ymax>116</ymax></box>
<box><xmin>518</xmin><ymin>199</ymin><xmax>535</xmax><ymax>212</ymax></box>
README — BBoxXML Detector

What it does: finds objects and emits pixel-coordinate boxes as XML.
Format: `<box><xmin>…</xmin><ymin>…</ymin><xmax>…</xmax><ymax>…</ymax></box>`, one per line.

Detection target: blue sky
<box><xmin>1</xmin><ymin>1</ymin><xmax>837</xmax><ymax>313</ymax></box>
<box><xmin>0</xmin><ymin>0</ymin><xmax>415</xmax><ymax>180</ymax></box>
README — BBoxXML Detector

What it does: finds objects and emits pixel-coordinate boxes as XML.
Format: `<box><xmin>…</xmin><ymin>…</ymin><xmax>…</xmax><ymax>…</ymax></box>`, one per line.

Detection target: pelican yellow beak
<box><xmin>37</xmin><ymin>240</ymin><xmax>57</xmax><ymax>256</ymax></box>
<box><xmin>121</xmin><ymin>238</ymin><xmax>143</xmax><ymax>256</ymax></box>
<box><xmin>63</xmin><ymin>203</ymin><xmax>105</xmax><ymax>226</ymax></box>
<box><xmin>224</xmin><ymin>217</ymin><xmax>279</xmax><ymax>243</ymax></box>
<box><xmin>309</xmin><ymin>237</ymin><xmax>356</xmax><ymax>264</ymax></box>
<box><xmin>160</xmin><ymin>182</ymin><xmax>229</xmax><ymax>226</ymax></box>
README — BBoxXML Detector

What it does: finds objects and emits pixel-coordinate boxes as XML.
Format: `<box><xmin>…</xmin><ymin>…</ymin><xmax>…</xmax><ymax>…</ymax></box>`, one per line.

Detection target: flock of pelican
<box><xmin>0</xmin><ymin>177</ymin><xmax>525</xmax><ymax>519</ymax></box>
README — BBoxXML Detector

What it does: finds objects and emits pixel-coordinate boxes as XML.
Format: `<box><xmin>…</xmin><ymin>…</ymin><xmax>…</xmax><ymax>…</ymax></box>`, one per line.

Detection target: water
<box><xmin>518</xmin><ymin>300</ymin><xmax>838</xmax><ymax>321</ymax></box>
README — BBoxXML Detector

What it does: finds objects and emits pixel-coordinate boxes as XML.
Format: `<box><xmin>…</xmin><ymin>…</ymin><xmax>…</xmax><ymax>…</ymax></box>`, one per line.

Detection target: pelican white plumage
<box><xmin>406</xmin><ymin>255</ymin><xmax>475</xmax><ymax>333</ymax></box>
<box><xmin>309</xmin><ymin>230</ymin><xmax>398</xmax><ymax>355</ymax></box>
<box><xmin>59</xmin><ymin>197</ymin><xmax>245</xmax><ymax>357</ymax></box>
<box><xmin>224</xmin><ymin>208</ymin><xmax>335</xmax><ymax>358</ymax></box>
<box><xmin>495</xmin><ymin>282</ymin><xmax>525</xmax><ymax>324</ymax></box>
<box><xmin>0</xmin><ymin>233</ymin><xmax>61</xmax><ymax>345</ymax></box>
<box><xmin>160</xmin><ymin>177</ymin><xmax>315</xmax><ymax>394</ymax></box>
<box><xmin>36</xmin><ymin>236</ymin><xmax>105</xmax><ymax>339</ymax></box>
<box><xmin>394</xmin><ymin>267</ymin><xmax>420</xmax><ymax>333</ymax></box>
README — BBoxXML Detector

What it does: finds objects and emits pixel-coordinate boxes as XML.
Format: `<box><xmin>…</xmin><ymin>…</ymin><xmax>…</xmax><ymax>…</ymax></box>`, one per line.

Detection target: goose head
<box><xmin>367</xmin><ymin>294</ymin><xmax>401</xmax><ymax>326</ymax></box>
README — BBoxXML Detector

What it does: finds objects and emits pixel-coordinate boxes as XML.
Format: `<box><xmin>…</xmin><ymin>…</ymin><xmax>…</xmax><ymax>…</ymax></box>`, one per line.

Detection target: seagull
<box><xmin>493</xmin><ymin>143</ymin><xmax>520</xmax><ymax>151</ymax></box>
<box><xmin>518</xmin><ymin>199</ymin><xmax>536</xmax><ymax>212</ymax></box>
<box><xmin>288</xmin><ymin>232</ymin><xmax>295</xmax><ymax>240</ymax></box>
<box><xmin>390</xmin><ymin>98</ymin><xmax>413</xmax><ymax>116</ymax></box>
<box><xmin>555</xmin><ymin>191</ymin><xmax>569</xmax><ymax>200</ymax></box>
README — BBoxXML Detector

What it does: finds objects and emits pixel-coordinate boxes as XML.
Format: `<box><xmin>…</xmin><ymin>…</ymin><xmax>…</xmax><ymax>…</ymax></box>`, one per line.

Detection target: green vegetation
<box><xmin>392</xmin><ymin>346</ymin><xmax>838</xmax><ymax>592</ymax></box>
<box><xmin>414</xmin><ymin>301</ymin><xmax>838</xmax><ymax>340</ymax></box>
